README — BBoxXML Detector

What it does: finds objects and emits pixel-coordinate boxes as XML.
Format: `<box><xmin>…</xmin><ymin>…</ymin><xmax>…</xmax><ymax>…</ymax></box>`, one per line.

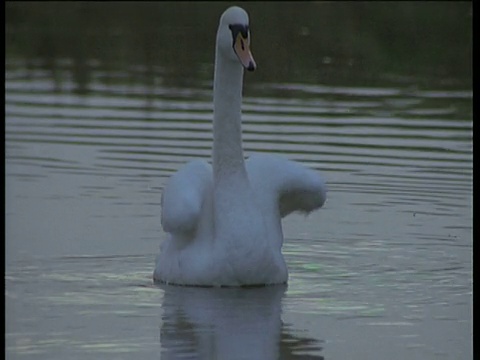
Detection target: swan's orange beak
<box><xmin>233</xmin><ymin>33</ymin><xmax>256</xmax><ymax>72</ymax></box>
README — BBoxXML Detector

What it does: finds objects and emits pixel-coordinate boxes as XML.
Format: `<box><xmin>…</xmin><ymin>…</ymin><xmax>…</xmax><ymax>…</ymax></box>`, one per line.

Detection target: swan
<box><xmin>154</xmin><ymin>6</ymin><xmax>327</xmax><ymax>286</ymax></box>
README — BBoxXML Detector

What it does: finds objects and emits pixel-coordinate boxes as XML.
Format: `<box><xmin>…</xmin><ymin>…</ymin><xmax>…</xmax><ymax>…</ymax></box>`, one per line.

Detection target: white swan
<box><xmin>154</xmin><ymin>6</ymin><xmax>327</xmax><ymax>286</ymax></box>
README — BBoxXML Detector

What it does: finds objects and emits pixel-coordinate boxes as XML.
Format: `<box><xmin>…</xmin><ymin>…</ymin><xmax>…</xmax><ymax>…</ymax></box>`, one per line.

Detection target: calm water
<box><xmin>5</xmin><ymin>61</ymin><xmax>472</xmax><ymax>359</ymax></box>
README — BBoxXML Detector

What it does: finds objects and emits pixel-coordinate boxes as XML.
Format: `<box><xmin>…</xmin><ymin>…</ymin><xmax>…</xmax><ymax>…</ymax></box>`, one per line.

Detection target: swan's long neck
<box><xmin>210</xmin><ymin>34</ymin><xmax>267</xmax><ymax>247</ymax></box>
<box><xmin>212</xmin><ymin>49</ymin><xmax>247</xmax><ymax>183</ymax></box>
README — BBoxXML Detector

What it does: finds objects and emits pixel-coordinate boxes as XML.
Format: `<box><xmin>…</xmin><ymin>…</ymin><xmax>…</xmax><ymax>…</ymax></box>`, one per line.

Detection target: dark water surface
<box><xmin>5</xmin><ymin>3</ymin><xmax>472</xmax><ymax>360</ymax></box>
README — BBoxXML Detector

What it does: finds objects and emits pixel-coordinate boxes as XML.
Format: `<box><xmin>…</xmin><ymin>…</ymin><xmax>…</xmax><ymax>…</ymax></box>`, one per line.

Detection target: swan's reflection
<box><xmin>158</xmin><ymin>284</ymin><xmax>324</xmax><ymax>359</ymax></box>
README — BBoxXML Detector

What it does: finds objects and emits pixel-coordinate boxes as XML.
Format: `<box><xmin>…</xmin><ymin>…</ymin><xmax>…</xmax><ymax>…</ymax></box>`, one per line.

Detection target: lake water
<box><xmin>5</xmin><ymin>61</ymin><xmax>472</xmax><ymax>359</ymax></box>
<box><xmin>5</xmin><ymin>3</ymin><xmax>473</xmax><ymax>358</ymax></box>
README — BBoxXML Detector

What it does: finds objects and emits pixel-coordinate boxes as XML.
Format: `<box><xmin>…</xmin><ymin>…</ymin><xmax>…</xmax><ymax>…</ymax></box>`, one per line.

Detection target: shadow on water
<box><xmin>157</xmin><ymin>283</ymin><xmax>324</xmax><ymax>359</ymax></box>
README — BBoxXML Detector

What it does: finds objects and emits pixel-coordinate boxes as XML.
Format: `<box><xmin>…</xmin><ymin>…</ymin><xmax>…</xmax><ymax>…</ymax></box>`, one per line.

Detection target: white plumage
<box><xmin>154</xmin><ymin>6</ymin><xmax>327</xmax><ymax>286</ymax></box>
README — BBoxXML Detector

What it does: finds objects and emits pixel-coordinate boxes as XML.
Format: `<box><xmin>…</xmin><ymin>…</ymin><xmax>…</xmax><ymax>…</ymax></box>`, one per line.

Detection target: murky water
<box><xmin>5</xmin><ymin>59</ymin><xmax>472</xmax><ymax>359</ymax></box>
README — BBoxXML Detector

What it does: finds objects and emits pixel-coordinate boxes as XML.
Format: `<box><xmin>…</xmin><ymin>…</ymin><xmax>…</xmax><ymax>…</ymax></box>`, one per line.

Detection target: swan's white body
<box><xmin>154</xmin><ymin>6</ymin><xmax>327</xmax><ymax>286</ymax></box>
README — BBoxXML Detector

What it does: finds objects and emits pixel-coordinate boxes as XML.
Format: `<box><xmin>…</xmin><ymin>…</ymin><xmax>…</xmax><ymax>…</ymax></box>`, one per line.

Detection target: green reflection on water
<box><xmin>6</xmin><ymin>2</ymin><xmax>472</xmax><ymax>92</ymax></box>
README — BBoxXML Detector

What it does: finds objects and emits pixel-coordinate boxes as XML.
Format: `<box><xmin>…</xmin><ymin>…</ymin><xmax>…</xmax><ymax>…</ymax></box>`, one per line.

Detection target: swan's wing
<box><xmin>246</xmin><ymin>154</ymin><xmax>327</xmax><ymax>218</ymax></box>
<box><xmin>161</xmin><ymin>160</ymin><xmax>212</xmax><ymax>234</ymax></box>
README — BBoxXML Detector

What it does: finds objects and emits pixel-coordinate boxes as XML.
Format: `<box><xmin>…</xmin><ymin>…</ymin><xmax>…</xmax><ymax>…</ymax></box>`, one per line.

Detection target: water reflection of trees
<box><xmin>6</xmin><ymin>2</ymin><xmax>471</xmax><ymax>92</ymax></box>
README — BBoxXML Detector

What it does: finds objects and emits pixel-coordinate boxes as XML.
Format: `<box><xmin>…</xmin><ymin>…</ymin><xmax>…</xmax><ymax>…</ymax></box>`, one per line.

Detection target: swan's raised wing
<box><xmin>161</xmin><ymin>160</ymin><xmax>212</xmax><ymax>234</ymax></box>
<box><xmin>246</xmin><ymin>154</ymin><xmax>327</xmax><ymax>218</ymax></box>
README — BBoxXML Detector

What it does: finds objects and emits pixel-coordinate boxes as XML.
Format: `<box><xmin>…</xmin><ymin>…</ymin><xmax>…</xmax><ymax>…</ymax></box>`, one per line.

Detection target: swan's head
<box><xmin>217</xmin><ymin>6</ymin><xmax>256</xmax><ymax>71</ymax></box>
